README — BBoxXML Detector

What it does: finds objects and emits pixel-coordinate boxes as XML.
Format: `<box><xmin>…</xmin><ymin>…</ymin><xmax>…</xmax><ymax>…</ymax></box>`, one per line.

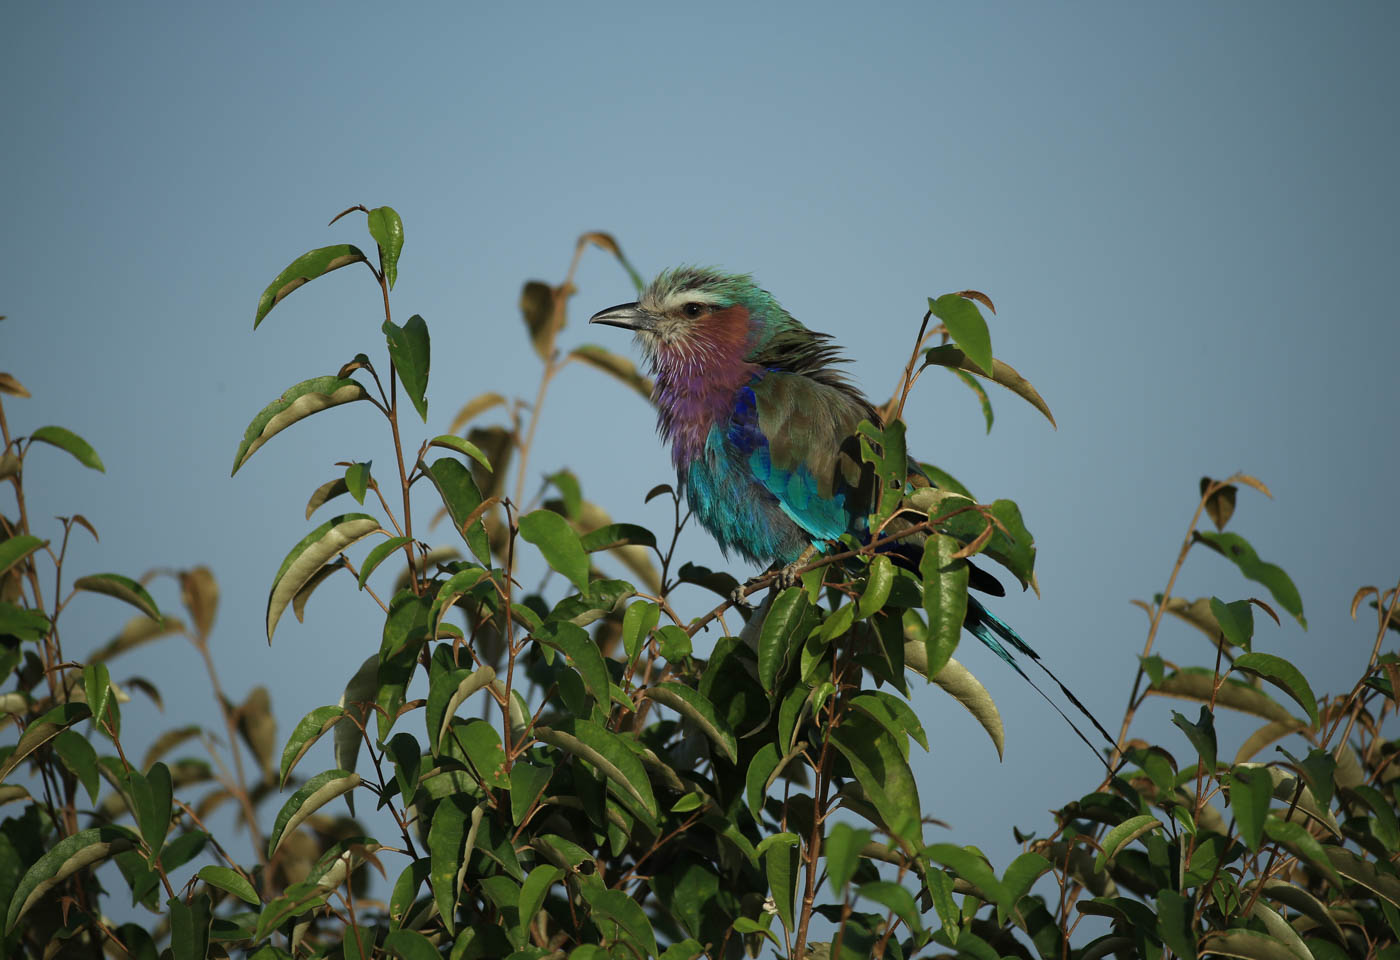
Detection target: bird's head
<box><xmin>590</xmin><ymin>267</ymin><xmax>792</xmax><ymax>369</ymax></box>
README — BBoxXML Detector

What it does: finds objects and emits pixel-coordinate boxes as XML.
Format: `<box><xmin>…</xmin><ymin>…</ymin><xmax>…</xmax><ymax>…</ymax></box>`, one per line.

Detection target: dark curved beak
<box><xmin>589</xmin><ymin>301</ymin><xmax>657</xmax><ymax>332</ymax></box>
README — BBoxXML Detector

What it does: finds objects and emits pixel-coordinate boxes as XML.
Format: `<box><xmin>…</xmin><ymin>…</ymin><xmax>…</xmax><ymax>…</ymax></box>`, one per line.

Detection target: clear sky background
<box><xmin>4</xmin><ymin>0</ymin><xmax>1398</xmax><ymax>937</ymax></box>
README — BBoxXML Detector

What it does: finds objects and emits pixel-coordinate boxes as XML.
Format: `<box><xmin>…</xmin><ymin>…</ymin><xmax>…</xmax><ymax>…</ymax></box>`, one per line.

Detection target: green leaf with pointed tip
<box><xmin>1210</xmin><ymin>596</ymin><xmax>1254</xmax><ymax>650</ymax></box>
<box><xmin>920</xmin><ymin>344</ymin><xmax>1056</xmax><ymax>427</ymax></box>
<box><xmin>344</xmin><ymin>461</ymin><xmax>370</xmax><ymax>504</ymax></box>
<box><xmin>84</xmin><ymin>661</ymin><xmax>112</xmax><ymax>725</ymax></box>
<box><xmin>367</xmin><ymin>206</ymin><xmax>404</xmax><ymax>289</ymax></box>
<box><xmin>1232</xmin><ymin>652</ymin><xmax>1319</xmax><ymax>727</ymax></box>
<box><xmin>924</xmin><ymin>844</ymin><xmax>1011</xmax><ymax>910</ymax></box>
<box><xmin>579</xmin><ymin>522</ymin><xmax>657</xmax><ymax>553</ymax></box>
<box><xmin>579</xmin><ymin>885</ymin><xmax>658</xmax><ymax>957</ymax></box>
<box><xmin>384</xmin><ymin>927</ymin><xmax>438</xmax><ymax>960</ymax></box>
<box><xmin>266</xmin><ymin>769</ymin><xmax>361</xmax><ymax>858</ymax></box>
<box><xmin>428</xmin><ymin>435</ymin><xmax>492</xmax><ymax>471</ymax></box>
<box><xmin>1195</xmin><ymin>531</ymin><xmax>1305</xmax><ymax>627</ymax></box>
<box><xmin>278</xmin><ymin>705</ymin><xmax>344</xmax><ymax>787</ymax></box>
<box><xmin>30</xmin><ymin>425</ymin><xmax>104</xmax><ymax>472</ymax></box>
<box><xmin>921</xmin><ymin>533</ymin><xmax>967</xmax><ymax>679</ymax></box>
<box><xmin>1322</xmin><ymin>844</ymin><xmax>1400</xmax><ymax>907</ymax></box>
<box><xmin>1172</xmin><ymin>706</ymin><xmax>1217</xmax><ymax>771</ymax></box>
<box><xmin>73</xmin><ymin>573</ymin><xmax>160</xmax><ymax>621</ymax></box>
<box><xmin>858</xmin><ymin>880</ymin><xmax>924</xmax><ymax>934</ymax></box>
<box><xmin>0</xmin><ymin>702</ymin><xmax>91</xmax><ymax>784</ymax></box>
<box><xmin>518</xmin><ymin>865</ymin><xmax>563</xmax><ymax>931</ymax></box>
<box><xmin>5</xmin><ymin>825</ymin><xmax>138</xmax><ymax>933</ymax></box>
<box><xmin>197</xmin><ymin>865</ymin><xmax>259</xmax><ymax>905</ymax></box>
<box><xmin>52</xmin><ymin>730</ymin><xmax>100</xmax><ymax>803</ymax></box>
<box><xmin>759</xmin><ymin>587</ymin><xmax>808</xmax><ymax>692</ymax></box>
<box><xmin>1263</xmin><ymin>816</ymin><xmax>1342</xmax><ymax>886</ymax></box>
<box><xmin>519</xmin><ymin>509</ymin><xmax>589</xmax><ymax>592</ymax></box>
<box><xmin>746</xmin><ymin>743</ymin><xmax>781</xmax><ymax>819</ymax></box>
<box><xmin>266</xmin><ymin>514</ymin><xmax>379</xmax><ymax>640</ymax></box>
<box><xmin>358</xmin><ymin>536</ymin><xmax>412</xmax><ymax>588</ymax></box>
<box><xmin>305</xmin><ymin>477</ymin><xmax>350</xmax><ymax>519</ymax></box>
<box><xmin>1094</xmin><ymin>815</ymin><xmax>1162</xmax><ymax>872</ymax></box>
<box><xmin>426</xmin><ymin>665</ymin><xmax>496</xmax><ymax>754</ymax></box>
<box><xmin>825</xmin><ymin>822</ymin><xmax>872</xmax><ymax>896</ymax></box>
<box><xmin>424</xmin><ymin>457</ymin><xmax>491</xmax><ymax>565</ymax></box>
<box><xmin>764</xmin><ymin>834</ymin><xmax>799</xmax><ymax>934</ymax></box>
<box><xmin>384</xmin><ymin>314</ymin><xmax>430</xmax><ymax>422</ymax></box>
<box><xmin>929</xmin><ymin>294</ymin><xmax>993</xmax><ymax>376</ymax></box>
<box><xmin>569</xmin><ymin>344</ymin><xmax>654</xmax><ymax>401</ymax></box>
<box><xmin>335</xmin><ymin>654</ymin><xmax>379</xmax><ymax>779</ymax></box>
<box><xmin>534</xmin><ymin>722</ymin><xmax>656</xmax><ymax>818</ymax></box>
<box><xmin>232</xmin><ymin>376</ymin><xmax>369</xmax><ymax>475</ymax></box>
<box><xmin>0</xmin><ymin>535</ymin><xmax>46</xmax><ymax>580</ymax></box>
<box><xmin>621</xmin><ymin>600</ymin><xmax>660</xmax><ymax>664</ymax></box>
<box><xmin>857</xmin><ymin>555</ymin><xmax>895</xmax><ymax>619</ymax></box>
<box><xmin>904</xmin><ymin>645</ymin><xmax>1005</xmax><ymax>759</ymax></box>
<box><xmin>643</xmin><ymin>682</ymin><xmax>738</xmax><ymax>764</ymax></box>
<box><xmin>538</xmin><ymin>622</ymin><xmax>608</xmax><ymax>710</ymax></box>
<box><xmin>830</xmin><ymin>709</ymin><xmax>920</xmax><ymax>842</ymax></box>
<box><xmin>137</xmin><ymin>761</ymin><xmax>173</xmax><ymax>854</ymax></box>
<box><xmin>254</xmin><ymin>244</ymin><xmax>368</xmax><ymax>328</ymax></box>
<box><xmin>428</xmin><ymin>797</ymin><xmax>475</xmax><ymax>937</ymax></box>
<box><xmin>1227</xmin><ymin>765</ymin><xmax>1273</xmax><ymax>851</ymax></box>
<box><xmin>510</xmin><ymin>762</ymin><xmax>552</xmax><ymax>825</ymax></box>
<box><xmin>1156</xmin><ymin>890</ymin><xmax>1196</xmax><ymax>960</ymax></box>
<box><xmin>950</xmin><ymin>368</ymin><xmax>994</xmax><ymax>433</ymax></box>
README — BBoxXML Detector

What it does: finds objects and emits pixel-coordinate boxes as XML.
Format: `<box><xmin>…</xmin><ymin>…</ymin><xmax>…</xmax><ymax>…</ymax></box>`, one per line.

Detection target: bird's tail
<box><xmin>964</xmin><ymin>596</ymin><xmax>1118</xmax><ymax>769</ymax></box>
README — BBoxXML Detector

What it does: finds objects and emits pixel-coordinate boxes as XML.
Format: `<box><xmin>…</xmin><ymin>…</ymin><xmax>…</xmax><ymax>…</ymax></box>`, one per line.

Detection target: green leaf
<box><xmin>266</xmin><ymin>514</ymin><xmax>379</xmax><ymax>640</ymax></box>
<box><xmin>335</xmin><ymin>654</ymin><xmax>379</xmax><ymax>778</ymax></box>
<box><xmin>428</xmin><ymin>435</ymin><xmax>493</xmax><ymax>472</ymax></box>
<box><xmin>5</xmin><ymin>825</ymin><xmax>137</xmax><ymax>932</ymax></box>
<box><xmin>1156</xmin><ymin>889</ymin><xmax>1197</xmax><ymax>960</ymax></box>
<box><xmin>197</xmin><ymin>865</ymin><xmax>259</xmax><ymax>906</ymax></box>
<box><xmin>746</xmin><ymin>743</ymin><xmax>782</xmax><ymax>819</ymax></box>
<box><xmin>29</xmin><ymin>425</ymin><xmax>104</xmax><ymax>471</ymax></box>
<box><xmin>921</xmin><ymin>533</ymin><xmax>968</xmax><ymax>679</ymax></box>
<box><xmin>384</xmin><ymin>314</ymin><xmax>430</xmax><ymax>422</ymax></box>
<box><xmin>1263</xmin><ymin>817</ymin><xmax>1342</xmax><ymax>887</ymax></box>
<box><xmin>1232</xmin><ymin>652</ymin><xmax>1319</xmax><ymax>727</ymax></box>
<box><xmin>579</xmin><ymin>885</ymin><xmax>658</xmax><ymax>956</ymax></box>
<box><xmin>267</xmin><ymin>769</ymin><xmax>361</xmax><ymax>858</ymax></box>
<box><xmin>1094</xmin><ymin>815</ymin><xmax>1162</xmax><ymax>872</ymax></box>
<box><xmin>534</xmin><ymin>721</ymin><xmax>657</xmax><ymax>819</ymax></box>
<box><xmin>1199</xmin><ymin>929</ymin><xmax>1303</xmax><ymax>960</ymax></box>
<box><xmin>305</xmin><ymin>477</ymin><xmax>350</xmax><ymax>519</ymax></box>
<box><xmin>759</xmin><ymin>587</ymin><xmax>808</xmax><ymax>692</ymax></box>
<box><xmin>73</xmin><ymin>573</ymin><xmax>161</xmax><ymax>621</ymax></box>
<box><xmin>383</xmin><ymin>929</ymin><xmax>438</xmax><ymax>960</ymax></box>
<box><xmin>1151</xmin><ymin>669</ymin><xmax>1297</xmax><ymax>724</ymax></box>
<box><xmin>168</xmin><ymin>893</ymin><xmax>213</xmax><ymax>960</ymax></box>
<box><xmin>858</xmin><ymin>880</ymin><xmax>924</xmax><ymax>934</ymax></box>
<box><xmin>136</xmin><ymin>761</ymin><xmax>174</xmax><ymax>854</ymax></box>
<box><xmin>1210</xmin><ymin>596</ymin><xmax>1255</xmax><ymax>649</ymax></box>
<box><xmin>428</xmin><ymin>797</ymin><xmax>475</xmax><ymax>936</ymax></box>
<box><xmin>1195</xmin><ymin>531</ymin><xmax>1306</xmax><ymax>627</ymax></box>
<box><xmin>538</xmin><ymin>622</ymin><xmax>608</xmax><ymax>711</ymax></box>
<box><xmin>367</xmin><ymin>206</ymin><xmax>404</xmax><ymax>289</ymax></box>
<box><xmin>905</xmin><ymin>644</ymin><xmax>1005</xmax><ymax>759</ymax></box>
<box><xmin>621</xmin><ymin>600</ymin><xmax>660</xmax><ymax>664</ymax></box>
<box><xmin>924</xmin><ymin>844</ymin><xmax>1011</xmax><ymax>910</ymax></box>
<box><xmin>358</xmin><ymin>536</ymin><xmax>412</xmax><ymax>588</ymax></box>
<box><xmin>929</xmin><ymin>293</ymin><xmax>993</xmax><ymax>376</ymax></box>
<box><xmin>510</xmin><ymin>762</ymin><xmax>552</xmax><ymax>825</ymax></box>
<box><xmin>0</xmin><ymin>535</ymin><xmax>46</xmax><ymax>580</ymax></box>
<box><xmin>278</xmin><ymin>705</ymin><xmax>344</xmax><ymax>787</ymax></box>
<box><xmin>52</xmin><ymin>730</ymin><xmax>100</xmax><ymax>803</ymax></box>
<box><xmin>825</xmin><ymin>821</ymin><xmax>872</xmax><ymax>896</ymax></box>
<box><xmin>765</xmin><ymin>835</ymin><xmax>799</xmax><ymax>934</ymax></box>
<box><xmin>426</xmin><ymin>665</ymin><xmax>496</xmax><ymax>753</ymax></box>
<box><xmin>857</xmin><ymin>555</ymin><xmax>895</xmax><ymax>619</ymax></box>
<box><xmin>1227</xmin><ymin>765</ymin><xmax>1274</xmax><ymax>851</ymax></box>
<box><xmin>344</xmin><ymin>461</ymin><xmax>370</xmax><ymax>504</ymax></box>
<box><xmin>84</xmin><ymin>661</ymin><xmax>112</xmax><ymax>726</ymax></box>
<box><xmin>950</xmin><ymin>368</ymin><xmax>994</xmax><ymax>433</ymax></box>
<box><xmin>0</xmin><ymin>702</ymin><xmax>92</xmax><ymax>783</ymax></box>
<box><xmin>519</xmin><ymin>509</ymin><xmax>589</xmax><ymax>592</ymax></box>
<box><xmin>569</xmin><ymin>344</ymin><xmax>654</xmax><ymax>401</ymax></box>
<box><xmin>254</xmin><ymin>244</ymin><xmax>368</xmax><ymax>328</ymax></box>
<box><xmin>424</xmin><ymin>457</ymin><xmax>491</xmax><ymax>565</ymax></box>
<box><xmin>642</xmin><ymin>682</ymin><xmax>738</xmax><ymax>764</ymax></box>
<box><xmin>517</xmin><ymin>865</ymin><xmax>563</xmax><ymax>930</ymax></box>
<box><xmin>231</xmin><ymin>376</ymin><xmax>369</xmax><ymax>474</ymax></box>
<box><xmin>1172</xmin><ymin>706</ymin><xmax>1218</xmax><ymax>771</ymax></box>
<box><xmin>579</xmin><ymin>522</ymin><xmax>657</xmax><ymax>553</ymax></box>
<box><xmin>920</xmin><ymin>344</ymin><xmax>1056</xmax><ymax>427</ymax></box>
<box><xmin>830</xmin><ymin>708</ymin><xmax>920</xmax><ymax>843</ymax></box>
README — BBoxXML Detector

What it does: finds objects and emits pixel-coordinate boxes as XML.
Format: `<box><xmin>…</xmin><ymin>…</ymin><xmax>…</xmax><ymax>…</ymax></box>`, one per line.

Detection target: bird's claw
<box><xmin>728</xmin><ymin>583</ymin><xmax>754</xmax><ymax>611</ymax></box>
<box><xmin>773</xmin><ymin>561</ymin><xmax>803</xmax><ymax>591</ymax></box>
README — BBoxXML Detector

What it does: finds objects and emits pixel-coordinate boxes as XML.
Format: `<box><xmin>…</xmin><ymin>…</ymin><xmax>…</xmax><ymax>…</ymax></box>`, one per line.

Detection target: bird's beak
<box><xmin>589</xmin><ymin>302</ymin><xmax>657</xmax><ymax>332</ymax></box>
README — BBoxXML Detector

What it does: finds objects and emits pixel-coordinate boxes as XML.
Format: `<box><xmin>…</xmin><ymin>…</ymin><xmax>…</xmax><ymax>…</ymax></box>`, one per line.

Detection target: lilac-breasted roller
<box><xmin>591</xmin><ymin>267</ymin><xmax>1111</xmax><ymax>754</ymax></box>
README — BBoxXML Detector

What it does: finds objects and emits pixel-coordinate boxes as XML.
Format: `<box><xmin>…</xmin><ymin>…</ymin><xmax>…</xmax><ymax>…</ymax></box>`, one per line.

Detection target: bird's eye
<box><xmin>682</xmin><ymin>302</ymin><xmax>704</xmax><ymax>319</ymax></box>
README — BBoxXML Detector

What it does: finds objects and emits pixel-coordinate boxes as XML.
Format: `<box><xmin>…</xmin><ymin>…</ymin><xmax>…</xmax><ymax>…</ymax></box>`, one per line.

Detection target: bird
<box><xmin>590</xmin><ymin>266</ymin><xmax>1112</xmax><ymax>758</ymax></box>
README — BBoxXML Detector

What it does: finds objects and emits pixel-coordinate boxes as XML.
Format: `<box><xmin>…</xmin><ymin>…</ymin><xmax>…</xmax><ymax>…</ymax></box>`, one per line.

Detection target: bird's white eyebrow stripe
<box><xmin>651</xmin><ymin>289</ymin><xmax>726</xmax><ymax>313</ymax></box>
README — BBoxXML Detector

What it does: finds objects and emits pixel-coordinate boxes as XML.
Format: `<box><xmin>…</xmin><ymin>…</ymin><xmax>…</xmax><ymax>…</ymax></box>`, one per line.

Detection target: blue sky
<box><xmin>4</xmin><ymin>0</ymin><xmax>1398</xmax><ymax>935</ymax></box>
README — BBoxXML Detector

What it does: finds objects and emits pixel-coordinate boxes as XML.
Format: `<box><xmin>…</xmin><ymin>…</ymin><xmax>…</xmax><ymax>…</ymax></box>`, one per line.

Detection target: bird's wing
<box><xmin>727</xmin><ymin>372</ymin><xmax>874</xmax><ymax>544</ymax></box>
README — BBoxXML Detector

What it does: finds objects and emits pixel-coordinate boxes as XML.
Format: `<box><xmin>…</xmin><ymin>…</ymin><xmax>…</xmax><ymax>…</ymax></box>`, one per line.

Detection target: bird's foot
<box><xmin>773</xmin><ymin>561</ymin><xmax>804</xmax><ymax>591</ymax></box>
<box><xmin>728</xmin><ymin>582</ymin><xmax>755</xmax><ymax>611</ymax></box>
